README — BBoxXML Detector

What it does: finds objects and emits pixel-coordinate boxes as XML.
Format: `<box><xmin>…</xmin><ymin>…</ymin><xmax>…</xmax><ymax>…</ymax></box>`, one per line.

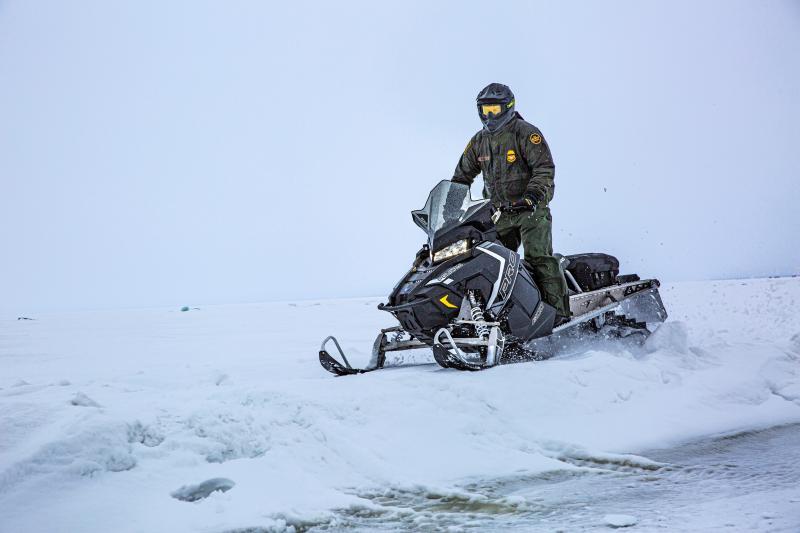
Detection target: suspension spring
<box><xmin>468</xmin><ymin>290</ymin><xmax>490</xmax><ymax>339</ymax></box>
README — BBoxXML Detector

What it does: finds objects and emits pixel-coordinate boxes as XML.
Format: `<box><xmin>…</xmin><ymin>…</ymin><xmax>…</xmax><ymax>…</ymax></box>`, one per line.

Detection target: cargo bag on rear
<box><xmin>565</xmin><ymin>253</ymin><xmax>620</xmax><ymax>291</ymax></box>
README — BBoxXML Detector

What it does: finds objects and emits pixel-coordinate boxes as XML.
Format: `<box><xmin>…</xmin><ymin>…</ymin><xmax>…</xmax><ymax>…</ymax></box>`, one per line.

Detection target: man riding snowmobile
<box><xmin>316</xmin><ymin>85</ymin><xmax>668</xmax><ymax>375</ymax></box>
<box><xmin>452</xmin><ymin>83</ymin><xmax>570</xmax><ymax>325</ymax></box>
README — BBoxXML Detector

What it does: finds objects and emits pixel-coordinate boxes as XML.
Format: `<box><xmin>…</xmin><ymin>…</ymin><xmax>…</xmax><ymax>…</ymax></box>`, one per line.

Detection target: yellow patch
<box><xmin>506</xmin><ymin>149</ymin><xmax>517</xmax><ymax>163</ymax></box>
<box><xmin>530</xmin><ymin>133</ymin><xmax>542</xmax><ymax>145</ymax></box>
<box><xmin>463</xmin><ymin>140</ymin><xmax>472</xmax><ymax>155</ymax></box>
<box><xmin>439</xmin><ymin>294</ymin><xmax>458</xmax><ymax>309</ymax></box>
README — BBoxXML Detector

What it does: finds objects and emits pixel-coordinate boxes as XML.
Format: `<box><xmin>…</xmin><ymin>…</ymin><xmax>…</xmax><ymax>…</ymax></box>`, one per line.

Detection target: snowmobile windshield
<box><xmin>411</xmin><ymin>180</ymin><xmax>490</xmax><ymax>248</ymax></box>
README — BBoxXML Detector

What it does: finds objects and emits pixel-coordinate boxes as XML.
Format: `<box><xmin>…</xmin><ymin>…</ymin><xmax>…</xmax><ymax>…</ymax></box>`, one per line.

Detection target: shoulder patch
<box><xmin>529</xmin><ymin>133</ymin><xmax>542</xmax><ymax>145</ymax></box>
<box><xmin>463</xmin><ymin>140</ymin><xmax>472</xmax><ymax>154</ymax></box>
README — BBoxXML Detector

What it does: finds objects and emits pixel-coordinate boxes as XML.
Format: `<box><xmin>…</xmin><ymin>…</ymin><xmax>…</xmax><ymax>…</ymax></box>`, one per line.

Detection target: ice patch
<box><xmin>541</xmin><ymin>443</ymin><xmax>666</xmax><ymax>473</ymax></box>
<box><xmin>603</xmin><ymin>513</ymin><xmax>638</xmax><ymax>527</ymax></box>
<box><xmin>219</xmin><ymin>518</ymin><xmax>305</xmax><ymax>532</ymax></box>
<box><xmin>171</xmin><ymin>477</ymin><xmax>235</xmax><ymax>502</ymax></box>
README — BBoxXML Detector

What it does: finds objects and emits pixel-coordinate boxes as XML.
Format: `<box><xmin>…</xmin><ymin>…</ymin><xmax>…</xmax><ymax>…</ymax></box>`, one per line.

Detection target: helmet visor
<box><xmin>480</xmin><ymin>103</ymin><xmax>502</xmax><ymax>117</ymax></box>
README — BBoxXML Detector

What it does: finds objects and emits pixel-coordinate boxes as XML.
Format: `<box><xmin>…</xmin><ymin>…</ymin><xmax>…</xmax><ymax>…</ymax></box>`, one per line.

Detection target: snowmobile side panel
<box><xmin>520</xmin><ymin>300</ymin><xmax>557</xmax><ymax>339</ymax></box>
<box><xmin>382</xmin><ymin>247</ymin><xmax>504</xmax><ymax>343</ymax></box>
<box><xmin>474</xmin><ymin>242</ymin><xmax>520</xmax><ymax>313</ymax></box>
<box><xmin>381</xmin><ymin>240</ymin><xmax>552</xmax><ymax>347</ymax></box>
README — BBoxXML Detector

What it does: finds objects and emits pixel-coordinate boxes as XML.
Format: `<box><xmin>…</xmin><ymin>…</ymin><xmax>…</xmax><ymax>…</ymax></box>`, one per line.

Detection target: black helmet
<box><xmin>476</xmin><ymin>83</ymin><xmax>515</xmax><ymax>133</ymax></box>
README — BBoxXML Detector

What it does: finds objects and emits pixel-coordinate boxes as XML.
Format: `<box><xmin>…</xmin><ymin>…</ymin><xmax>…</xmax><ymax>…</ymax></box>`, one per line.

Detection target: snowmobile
<box><xmin>319</xmin><ymin>180</ymin><xmax>667</xmax><ymax>375</ymax></box>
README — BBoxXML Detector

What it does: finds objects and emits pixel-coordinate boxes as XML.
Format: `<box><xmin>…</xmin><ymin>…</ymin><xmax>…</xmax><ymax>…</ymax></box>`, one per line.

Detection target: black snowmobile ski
<box><xmin>319</xmin><ymin>330</ymin><xmax>437</xmax><ymax>376</ymax></box>
<box><xmin>319</xmin><ymin>340</ymin><xmax>372</xmax><ymax>376</ymax></box>
<box><xmin>318</xmin><ymin>348</ymin><xmax>437</xmax><ymax>376</ymax></box>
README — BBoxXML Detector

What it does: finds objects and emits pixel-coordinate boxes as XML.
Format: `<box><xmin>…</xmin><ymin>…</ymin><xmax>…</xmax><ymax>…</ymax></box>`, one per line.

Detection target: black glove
<box><xmin>505</xmin><ymin>194</ymin><xmax>538</xmax><ymax>212</ymax></box>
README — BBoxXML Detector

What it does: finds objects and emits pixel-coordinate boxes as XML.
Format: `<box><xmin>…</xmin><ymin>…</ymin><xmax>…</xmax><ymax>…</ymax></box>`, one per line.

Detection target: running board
<box><xmin>559</xmin><ymin>279</ymin><xmax>667</xmax><ymax>333</ymax></box>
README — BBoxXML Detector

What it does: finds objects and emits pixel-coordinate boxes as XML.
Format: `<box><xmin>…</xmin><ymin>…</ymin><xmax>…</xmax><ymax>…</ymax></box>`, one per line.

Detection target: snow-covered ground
<box><xmin>1</xmin><ymin>277</ymin><xmax>799</xmax><ymax>532</ymax></box>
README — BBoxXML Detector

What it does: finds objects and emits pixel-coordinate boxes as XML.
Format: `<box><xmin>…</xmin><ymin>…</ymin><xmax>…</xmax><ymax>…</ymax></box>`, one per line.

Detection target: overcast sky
<box><xmin>1</xmin><ymin>0</ymin><xmax>798</xmax><ymax>314</ymax></box>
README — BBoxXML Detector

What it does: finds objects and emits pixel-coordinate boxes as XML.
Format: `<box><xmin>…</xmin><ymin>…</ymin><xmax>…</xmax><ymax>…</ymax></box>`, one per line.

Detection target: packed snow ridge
<box><xmin>0</xmin><ymin>277</ymin><xmax>799</xmax><ymax>532</ymax></box>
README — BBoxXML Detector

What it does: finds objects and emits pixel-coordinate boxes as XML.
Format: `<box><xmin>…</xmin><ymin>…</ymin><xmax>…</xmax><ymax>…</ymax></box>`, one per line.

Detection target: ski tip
<box><xmin>319</xmin><ymin>350</ymin><xmax>363</xmax><ymax>376</ymax></box>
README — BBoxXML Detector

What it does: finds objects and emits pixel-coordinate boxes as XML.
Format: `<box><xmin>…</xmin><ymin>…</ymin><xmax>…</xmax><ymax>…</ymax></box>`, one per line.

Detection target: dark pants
<box><xmin>495</xmin><ymin>206</ymin><xmax>570</xmax><ymax>317</ymax></box>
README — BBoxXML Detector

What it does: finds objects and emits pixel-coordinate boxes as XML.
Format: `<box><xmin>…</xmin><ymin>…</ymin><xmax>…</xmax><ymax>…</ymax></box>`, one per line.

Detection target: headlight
<box><xmin>432</xmin><ymin>239</ymin><xmax>469</xmax><ymax>263</ymax></box>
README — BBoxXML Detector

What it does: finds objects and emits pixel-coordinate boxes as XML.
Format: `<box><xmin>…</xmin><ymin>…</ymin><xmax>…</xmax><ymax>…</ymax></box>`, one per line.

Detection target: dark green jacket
<box><xmin>452</xmin><ymin>113</ymin><xmax>555</xmax><ymax>208</ymax></box>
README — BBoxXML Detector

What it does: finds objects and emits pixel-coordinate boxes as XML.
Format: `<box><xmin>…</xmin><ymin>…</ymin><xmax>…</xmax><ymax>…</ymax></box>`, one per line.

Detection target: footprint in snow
<box><xmin>171</xmin><ymin>478</ymin><xmax>235</xmax><ymax>502</ymax></box>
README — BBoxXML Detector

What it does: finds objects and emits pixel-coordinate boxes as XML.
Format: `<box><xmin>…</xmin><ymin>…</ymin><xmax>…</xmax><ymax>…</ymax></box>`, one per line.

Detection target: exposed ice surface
<box><xmin>603</xmin><ymin>513</ymin><xmax>638</xmax><ymax>527</ymax></box>
<box><xmin>0</xmin><ymin>277</ymin><xmax>798</xmax><ymax>532</ymax></box>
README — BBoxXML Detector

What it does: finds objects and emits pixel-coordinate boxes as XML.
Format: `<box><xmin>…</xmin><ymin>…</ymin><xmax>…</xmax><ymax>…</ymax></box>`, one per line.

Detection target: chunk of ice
<box><xmin>171</xmin><ymin>478</ymin><xmax>235</xmax><ymax>502</ymax></box>
<box><xmin>603</xmin><ymin>514</ymin><xmax>638</xmax><ymax>528</ymax></box>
